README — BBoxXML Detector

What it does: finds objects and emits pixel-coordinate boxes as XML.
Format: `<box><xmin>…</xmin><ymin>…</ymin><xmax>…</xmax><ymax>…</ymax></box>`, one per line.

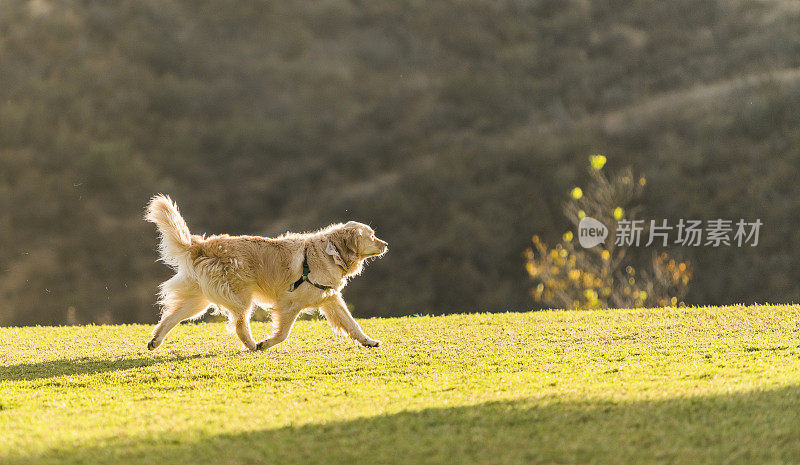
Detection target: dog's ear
<box><xmin>327</xmin><ymin>226</ymin><xmax>363</xmax><ymax>270</ymax></box>
<box><xmin>325</xmin><ymin>241</ymin><xmax>347</xmax><ymax>269</ymax></box>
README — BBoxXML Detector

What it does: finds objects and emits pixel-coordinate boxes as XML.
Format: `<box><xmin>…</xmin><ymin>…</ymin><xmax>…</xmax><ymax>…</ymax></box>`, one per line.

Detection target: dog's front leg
<box><xmin>319</xmin><ymin>294</ymin><xmax>380</xmax><ymax>347</ymax></box>
<box><xmin>255</xmin><ymin>306</ymin><xmax>302</xmax><ymax>350</ymax></box>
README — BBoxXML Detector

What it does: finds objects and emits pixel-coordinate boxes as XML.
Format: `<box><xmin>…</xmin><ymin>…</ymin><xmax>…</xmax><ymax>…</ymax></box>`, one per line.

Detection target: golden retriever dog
<box><xmin>144</xmin><ymin>194</ymin><xmax>387</xmax><ymax>351</ymax></box>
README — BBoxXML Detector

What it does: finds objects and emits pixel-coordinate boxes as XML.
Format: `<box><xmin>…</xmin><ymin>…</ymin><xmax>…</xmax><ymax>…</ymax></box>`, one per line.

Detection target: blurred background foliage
<box><xmin>525</xmin><ymin>158</ymin><xmax>693</xmax><ymax>310</ymax></box>
<box><xmin>2</xmin><ymin>0</ymin><xmax>800</xmax><ymax>325</ymax></box>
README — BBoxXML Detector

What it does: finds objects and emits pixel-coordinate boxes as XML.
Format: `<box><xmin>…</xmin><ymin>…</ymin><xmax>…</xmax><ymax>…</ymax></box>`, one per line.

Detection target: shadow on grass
<box><xmin>0</xmin><ymin>353</ymin><xmax>214</xmax><ymax>382</ymax></box>
<box><xmin>7</xmin><ymin>385</ymin><xmax>800</xmax><ymax>465</ymax></box>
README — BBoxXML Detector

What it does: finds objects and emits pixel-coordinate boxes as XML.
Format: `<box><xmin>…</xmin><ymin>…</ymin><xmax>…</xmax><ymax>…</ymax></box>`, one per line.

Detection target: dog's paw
<box><xmin>362</xmin><ymin>339</ymin><xmax>381</xmax><ymax>348</ymax></box>
<box><xmin>147</xmin><ymin>339</ymin><xmax>160</xmax><ymax>351</ymax></box>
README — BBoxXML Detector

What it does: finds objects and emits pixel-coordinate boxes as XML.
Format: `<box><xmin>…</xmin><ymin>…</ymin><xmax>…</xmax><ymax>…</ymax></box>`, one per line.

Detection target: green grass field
<box><xmin>2</xmin><ymin>305</ymin><xmax>800</xmax><ymax>464</ymax></box>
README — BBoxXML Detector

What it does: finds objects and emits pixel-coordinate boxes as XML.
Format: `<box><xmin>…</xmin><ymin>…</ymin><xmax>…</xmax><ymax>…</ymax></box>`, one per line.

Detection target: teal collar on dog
<box><xmin>290</xmin><ymin>250</ymin><xmax>333</xmax><ymax>292</ymax></box>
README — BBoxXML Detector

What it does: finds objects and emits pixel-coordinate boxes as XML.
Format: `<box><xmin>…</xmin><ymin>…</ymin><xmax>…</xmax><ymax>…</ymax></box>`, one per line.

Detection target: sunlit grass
<box><xmin>2</xmin><ymin>305</ymin><xmax>800</xmax><ymax>464</ymax></box>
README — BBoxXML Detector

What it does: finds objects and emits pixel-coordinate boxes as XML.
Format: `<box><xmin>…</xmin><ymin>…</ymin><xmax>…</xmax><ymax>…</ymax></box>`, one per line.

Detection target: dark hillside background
<box><xmin>2</xmin><ymin>0</ymin><xmax>800</xmax><ymax>325</ymax></box>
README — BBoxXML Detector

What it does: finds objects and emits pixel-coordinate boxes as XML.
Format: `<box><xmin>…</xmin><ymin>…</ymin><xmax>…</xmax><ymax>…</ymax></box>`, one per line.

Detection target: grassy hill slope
<box><xmin>2</xmin><ymin>305</ymin><xmax>800</xmax><ymax>464</ymax></box>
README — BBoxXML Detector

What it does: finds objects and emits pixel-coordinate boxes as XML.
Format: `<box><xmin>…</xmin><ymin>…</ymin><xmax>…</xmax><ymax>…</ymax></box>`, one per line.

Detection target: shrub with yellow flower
<box><xmin>524</xmin><ymin>155</ymin><xmax>692</xmax><ymax>310</ymax></box>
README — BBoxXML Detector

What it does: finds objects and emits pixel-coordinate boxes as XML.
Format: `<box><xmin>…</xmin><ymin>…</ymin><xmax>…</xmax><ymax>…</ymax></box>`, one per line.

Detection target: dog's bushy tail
<box><xmin>145</xmin><ymin>194</ymin><xmax>193</xmax><ymax>270</ymax></box>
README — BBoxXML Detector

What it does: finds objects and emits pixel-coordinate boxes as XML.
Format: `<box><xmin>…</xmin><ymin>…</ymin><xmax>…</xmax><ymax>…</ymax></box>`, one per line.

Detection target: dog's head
<box><xmin>325</xmin><ymin>221</ymin><xmax>388</xmax><ymax>275</ymax></box>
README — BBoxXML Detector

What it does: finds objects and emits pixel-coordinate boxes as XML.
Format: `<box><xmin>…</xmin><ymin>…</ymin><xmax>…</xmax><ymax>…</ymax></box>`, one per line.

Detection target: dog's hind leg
<box><xmin>319</xmin><ymin>294</ymin><xmax>380</xmax><ymax>347</ymax></box>
<box><xmin>233</xmin><ymin>311</ymin><xmax>258</xmax><ymax>351</ymax></box>
<box><xmin>148</xmin><ymin>285</ymin><xmax>209</xmax><ymax>350</ymax></box>
<box><xmin>255</xmin><ymin>305</ymin><xmax>302</xmax><ymax>350</ymax></box>
<box><xmin>207</xmin><ymin>289</ymin><xmax>258</xmax><ymax>350</ymax></box>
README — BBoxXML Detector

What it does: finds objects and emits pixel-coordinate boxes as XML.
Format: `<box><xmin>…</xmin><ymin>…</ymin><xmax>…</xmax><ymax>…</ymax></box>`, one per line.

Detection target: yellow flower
<box><xmin>563</xmin><ymin>231</ymin><xmax>573</xmax><ymax>242</ymax></box>
<box><xmin>568</xmin><ymin>269</ymin><xmax>581</xmax><ymax>281</ymax></box>
<box><xmin>578</xmin><ymin>210</ymin><xmax>586</xmax><ymax>219</ymax></box>
<box><xmin>589</xmin><ymin>154</ymin><xmax>607</xmax><ymax>170</ymax></box>
<box><xmin>639</xmin><ymin>176</ymin><xmax>647</xmax><ymax>186</ymax></box>
<box><xmin>601</xmin><ymin>250</ymin><xmax>610</xmax><ymax>260</ymax></box>
<box><xmin>613</xmin><ymin>207</ymin><xmax>624</xmax><ymax>220</ymax></box>
<box><xmin>571</xmin><ymin>187</ymin><xmax>583</xmax><ymax>199</ymax></box>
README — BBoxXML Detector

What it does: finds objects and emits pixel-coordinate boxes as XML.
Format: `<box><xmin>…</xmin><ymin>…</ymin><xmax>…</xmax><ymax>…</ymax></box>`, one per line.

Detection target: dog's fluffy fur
<box><xmin>144</xmin><ymin>194</ymin><xmax>387</xmax><ymax>351</ymax></box>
